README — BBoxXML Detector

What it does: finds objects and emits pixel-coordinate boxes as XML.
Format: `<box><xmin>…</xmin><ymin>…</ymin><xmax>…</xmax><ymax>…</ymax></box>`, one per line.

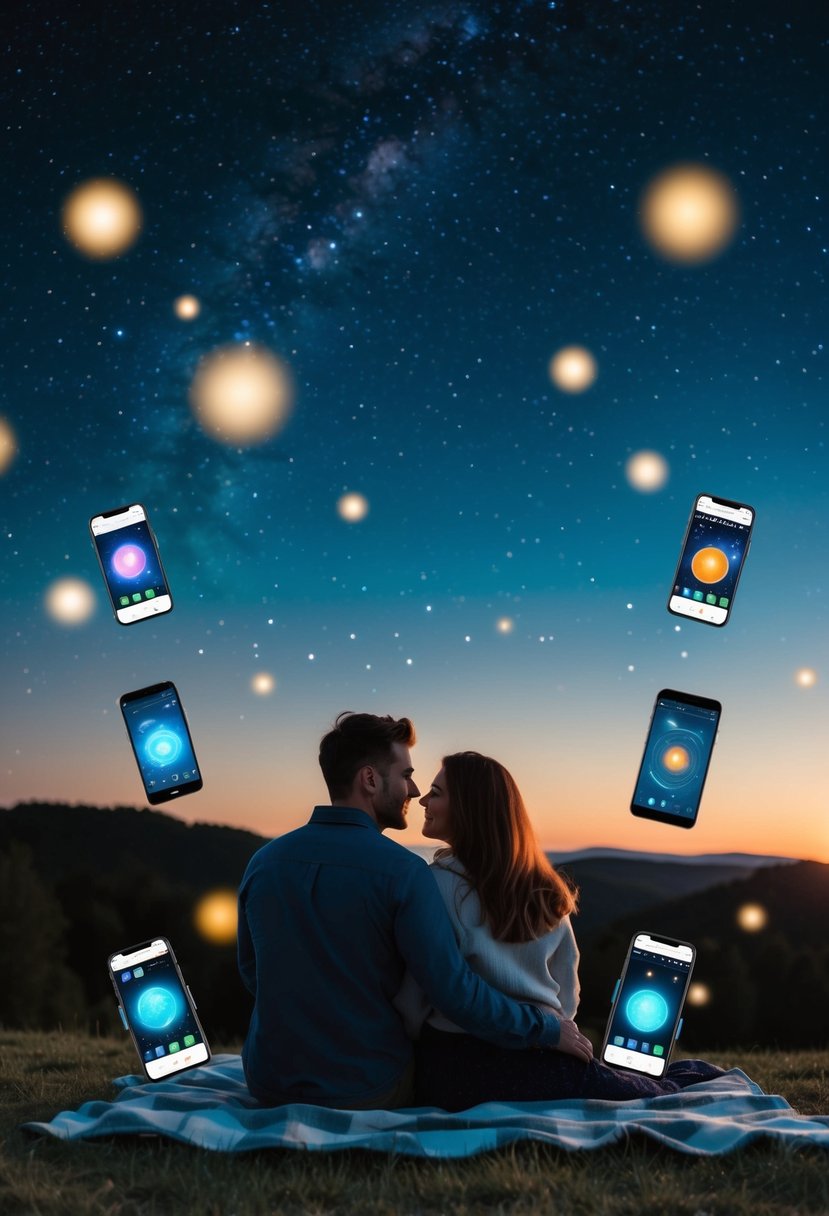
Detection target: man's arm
<box><xmin>236</xmin><ymin>882</ymin><xmax>257</xmax><ymax>997</ymax></box>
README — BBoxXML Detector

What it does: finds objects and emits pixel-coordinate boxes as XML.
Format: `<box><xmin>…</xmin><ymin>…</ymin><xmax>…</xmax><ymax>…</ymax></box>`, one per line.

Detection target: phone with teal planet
<box><xmin>108</xmin><ymin>938</ymin><xmax>210</xmax><ymax>1081</ymax></box>
<box><xmin>667</xmin><ymin>493</ymin><xmax>755</xmax><ymax>626</ymax></box>
<box><xmin>630</xmin><ymin>688</ymin><xmax>721</xmax><ymax>829</ymax></box>
<box><xmin>90</xmin><ymin>502</ymin><xmax>173</xmax><ymax>625</ymax></box>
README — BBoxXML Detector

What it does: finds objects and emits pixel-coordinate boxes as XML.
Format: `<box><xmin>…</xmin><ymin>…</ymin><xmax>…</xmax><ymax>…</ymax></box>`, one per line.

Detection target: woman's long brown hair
<box><xmin>435</xmin><ymin>751</ymin><xmax>577</xmax><ymax>943</ymax></box>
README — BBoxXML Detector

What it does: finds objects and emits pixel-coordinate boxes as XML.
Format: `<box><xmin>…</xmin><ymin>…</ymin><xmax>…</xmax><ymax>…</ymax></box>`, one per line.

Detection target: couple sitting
<box><xmin>237</xmin><ymin>711</ymin><xmax>722</xmax><ymax>1110</ymax></box>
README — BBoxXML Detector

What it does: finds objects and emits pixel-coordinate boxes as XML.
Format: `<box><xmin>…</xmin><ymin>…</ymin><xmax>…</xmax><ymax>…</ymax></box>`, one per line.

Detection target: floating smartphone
<box><xmin>108</xmin><ymin>937</ymin><xmax>210</xmax><ymax>1081</ymax></box>
<box><xmin>630</xmin><ymin>688</ymin><xmax>721</xmax><ymax>829</ymax></box>
<box><xmin>120</xmin><ymin>681</ymin><xmax>203</xmax><ymax>804</ymax></box>
<box><xmin>90</xmin><ymin>503</ymin><xmax>173</xmax><ymax>625</ymax></box>
<box><xmin>667</xmin><ymin>494</ymin><xmax>755</xmax><ymax>627</ymax></box>
<box><xmin>601</xmin><ymin>932</ymin><xmax>695</xmax><ymax>1078</ymax></box>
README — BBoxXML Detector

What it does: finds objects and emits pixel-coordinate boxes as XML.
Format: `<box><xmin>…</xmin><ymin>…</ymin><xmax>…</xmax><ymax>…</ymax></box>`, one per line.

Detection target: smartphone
<box><xmin>630</xmin><ymin>688</ymin><xmax>721</xmax><ymax>829</ymax></box>
<box><xmin>108</xmin><ymin>938</ymin><xmax>210</xmax><ymax>1080</ymax></box>
<box><xmin>601</xmin><ymin>932</ymin><xmax>695</xmax><ymax>1078</ymax></box>
<box><xmin>90</xmin><ymin>503</ymin><xmax>173</xmax><ymax>625</ymax></box>
<box><xmin>667</xmin><ymin>494</ymin><xmax>755</xmax><ymax>626</ymax></box>
<box><xmin>120</xmin><ymin>681</ymin><xmax>203</xmax><ymax>804</ymax></box>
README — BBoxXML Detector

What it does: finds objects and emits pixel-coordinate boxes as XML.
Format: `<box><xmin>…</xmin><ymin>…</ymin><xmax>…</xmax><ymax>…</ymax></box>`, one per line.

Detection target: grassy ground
<box><xmin>1</xmin><ymin>1031</ymin><xmax>827</xmax><ymax>1215</ymax></box>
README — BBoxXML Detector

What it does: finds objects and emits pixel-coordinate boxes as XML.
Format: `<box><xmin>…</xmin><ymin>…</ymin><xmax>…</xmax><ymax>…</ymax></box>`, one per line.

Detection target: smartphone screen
<box><xmin>667</xmin><ymin>494</ymin><xmax>754</xmax><ymax>626</ymax></box>
<box><xmin>90</xmin><ymin>503</ymin><xmax>173</xmax><ymax>625</ymax></box>
<box><xmin>630</xmin><ymin>689</ymin><xmax>721</xmax><ymax>829</ymax></box>
<box><xmin>602</xmin><ymin>933</ymin><xmax>695</xmax><ymax>1078</ymax></box>
<box><xmin>120</xmin><ymin>682</ymin><xmax>203</xmax><ymax>804</ymax></box>
<box><xmin>108</xmin><ymin>938</ymin><xmax>210</xmax><ymax>1080</ymax></box>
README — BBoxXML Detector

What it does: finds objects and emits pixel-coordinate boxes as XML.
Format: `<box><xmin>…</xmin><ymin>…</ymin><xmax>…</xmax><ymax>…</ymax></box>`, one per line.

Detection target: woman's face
<box><xmin>420</xmin><ymin>767</ymin><xmax>452</xmax><ymax>843</ymax></box>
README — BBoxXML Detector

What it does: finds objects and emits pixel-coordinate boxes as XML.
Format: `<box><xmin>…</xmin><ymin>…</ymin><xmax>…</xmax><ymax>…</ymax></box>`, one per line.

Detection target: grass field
<box><xmin>1</xmin><ymin>1031</ymin><xmax>827</xmax><ymax>1215</ymax></box>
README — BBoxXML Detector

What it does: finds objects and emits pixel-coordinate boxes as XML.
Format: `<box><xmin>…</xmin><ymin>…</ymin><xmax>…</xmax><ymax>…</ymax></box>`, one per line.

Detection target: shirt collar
<box><xmin>309</xmin><ymin>806</ymin><xmax>381</xmax><ymax>832</ymax></box>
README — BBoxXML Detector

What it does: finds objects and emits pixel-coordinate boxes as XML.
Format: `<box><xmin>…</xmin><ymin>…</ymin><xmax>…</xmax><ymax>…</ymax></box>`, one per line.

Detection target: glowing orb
<box><xmin>174</xmin><ymin>294</ymin><xmax>201</xmax><ymax>320</ymax></box>
<box><xmin>795</xmin><ymin>667</ymin><xmax>818</xmax><ymax>688</ymax></box>
<box><xmin>337</xmin><ymin>492</ymin><xmax>369</xmax><ymax>522</ymax></box>
<box><xmin>691</xmin><ymin>546</ymin><xmax>729</xmax><ymax>584</ymax></box>
<box><xmin>625</xmin><ymin>989</ymin><xmax>669</xmax><ymax>1034</ymax></box>
<box><xmin>194</xmin><ymin>889</ymin><xmax>238</xmax><ymax>945</ymax></box>
<box><xmin>61</xmin><ymin>178</ymin><xmax>142</xmax><ymax>259</ymax></box>
<box><xmin>189</xmin><ymin>343</ymin><xmax>294</xmax><ymax>446</ymax></box>
<box><xmin>145</xmin><ymin>728</ymin><xmax>183</xmax><ymax>767</ymax></box>
<box><xmin>625</xmin><ymin>450</ymin><xmax>669</xmax><ymax>492</ymax></box>
<box><xmin>0</xmin><ymin>417</ymin><xmax>17</xmax><ymax>474</ymax></box>
<box><xmin>251</xmin><ymin>672</ymin><xmax>276</xmax><ymax>696</ymax></box>
<box><xmin>496</xmin><ymin>617</ymin><xmax>515</xmax><ymax>634</ymax></box>
<box><xmin>687</xmin><ymin>983</ymin><xmax>711</xmax><ymax>1007</ymax></box>
<box><xmin>662</xmin><ymin>745</ymin><xmax>690</xmax><ymax>773</ymax></box>
<box><xmin>639</xmin><ymin>164</ymin><xmax>739</xmax><ymax>264</ymax></box>
<box><xmin>136</xmin><ymin>986</ymin><xmax>178</xmax><ymax>1030</ymax></box>
<box><xmin>737</xmin><ymin>903</ymin><xmax>768</xmax><ymax>932</ymax></box>
<box><xmin>45</xmin><ymin>577</ymin><xmax>96</xmax><ymax>625</ymax></box>
<box><xmin>112</xmin><ymin>543</ymin><xmax>147</xmax><ymax>579</ymax></box>
<box><xmin>548</xmin><ymin>345</ymin><xmax>598</xmax><ymax>393</ymax></box>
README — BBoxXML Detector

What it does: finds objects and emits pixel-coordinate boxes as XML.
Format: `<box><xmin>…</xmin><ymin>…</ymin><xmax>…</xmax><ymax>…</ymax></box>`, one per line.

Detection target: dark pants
<box><xmin>414</xmin><ymin>1024</ymin><xmax>726</xmax><ymax>1111</ymax></box>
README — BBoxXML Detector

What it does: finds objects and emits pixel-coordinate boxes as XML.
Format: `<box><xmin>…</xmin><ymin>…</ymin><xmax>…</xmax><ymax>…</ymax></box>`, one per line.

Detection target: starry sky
<box><xmin>2</xmin><ymin>0</ymin><xmax>828</xmax><ymax>862</ymax></box>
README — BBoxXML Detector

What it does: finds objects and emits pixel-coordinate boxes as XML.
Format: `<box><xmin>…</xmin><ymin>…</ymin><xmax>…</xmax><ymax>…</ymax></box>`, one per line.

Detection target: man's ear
<box><xmin>358</xmin><ymin>764</ymin><xmax>377</xmax><ymax>793</ymax></box>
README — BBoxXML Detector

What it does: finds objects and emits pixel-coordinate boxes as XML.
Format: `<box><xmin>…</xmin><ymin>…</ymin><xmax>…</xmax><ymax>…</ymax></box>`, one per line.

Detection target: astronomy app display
<box><xmin>121</xmin><ymin>685</ymin><xmax>199</xmax><ymax>800</ymax></box>
<box><xmin>91</xmin><ymin>509</ymin><xmax>172</xmax><ymax>624</ymax></box>
<box><xmin>669</xmin><ymin>498</ymin><xmax>754</xmax><ymax>626</ymax></box>
<box><xmin>603</xmin><ymin>939</ymin><xmax>693</xmax><ymax>1077</ymax></box>
<box><xmin>633</xmin><ymin>694</ymin><xmax>719</xmax><ymax>825</ymax></box>
<box><xmin>109</xmin><ymin>940</ymin><xmax>209</xmax><ymax>1080</ymax></box>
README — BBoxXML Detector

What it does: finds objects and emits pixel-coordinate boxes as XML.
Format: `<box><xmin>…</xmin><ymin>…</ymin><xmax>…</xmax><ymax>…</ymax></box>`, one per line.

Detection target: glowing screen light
<box><xmin>337</xmin><ymin>492</ymin><xmax>370</xmax><ymax>522</ymax></box>
<box><xmin>144</xmin><ymin>728</ymin><xmax>183</xmax><ymax>767</ymax></box>
<box><xmin>61</xmin><ymin>177</ymin><xmax>143</xmax><ymax>259</ymax></box>
<box><xmin>639</xmin><ymin>164</ymin><xmax>739</xmax><ymax>264</ymax></box>
<box><xmin>687</xmin><ymin>982</ymin><xmax>711</xmax><ymax>1007</ymax></box>
<box><xmin>194</xmin><ymin>889</ymin><xmax>238</xmax><ymax>945</ymax></box>
<box><xmin>548</xmin><ymin>345</ymin><xmax>598</xmax><ymax>393</ymax></box>
<box><xmin>174</xmin><ymin>294</ymin><xmax>201</xmax><ymax>320</ymax></box>
<box><xmin>625</xmin><ymin>449</ymin><xmax>669</xmax><ymax>492</ymax></box>
<box><xmin>189</xmin><ymin>342</ymin><xmax>294</xmax><ymax>446</ymax></box>
<box><xmin>112</xmin><ymin>543</ymin><xmax>147</xmax><ymax>579</ymax></box>
<box><xmin>737</xmin><ymin>903</ymin><xmax>768</xmax><ymax>932</ymax></box>
<box><xmin>691</xmin><ymin>546</ymin><xmax>729</xmax><ymax>584</ymax></box>
<box><xmin>662</xmin><ymin>745</ymin><xmax>690</xmax><ymax>773</ymax></box>
<box><xmin>0</xmin><ymin>417</ymin><xmax>17</xmax><ymax>474</ymax></box>
<box><xmin>136</xmin><ymin>986</ymin><xmax>179</xmax><ymax>1030</ymax></box>
<box><xmin>45</xmin><ymin>577</ymin><xmax>96</xmax><ymax>625</ymax></box>
<box><xmin>626</xmin><ymin>989</ymin><xmax>669</xmax><ymax>1034</ymax></box>
<box><xmin>251</xmin><ymin>672</ymin><xmax>276</xmax><ymax>696</ymax></box>
<box><xmin>795</xmin><ymin>667</ymin><xmax>818</xmax><ymax>688</ymax></box>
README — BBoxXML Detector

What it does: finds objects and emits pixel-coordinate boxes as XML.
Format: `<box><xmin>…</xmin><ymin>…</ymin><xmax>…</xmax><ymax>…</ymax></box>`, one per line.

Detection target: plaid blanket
<box><xmin>22</xmin><ymin>1054</ymin><xmax>829</xmax><ymax>1157</ymax></box>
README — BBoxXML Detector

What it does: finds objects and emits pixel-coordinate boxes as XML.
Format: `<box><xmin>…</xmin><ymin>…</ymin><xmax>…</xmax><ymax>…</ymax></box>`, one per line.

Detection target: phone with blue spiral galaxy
<box><xmin>120</xmin><ymin>681</ymin><xmax>203</xmax><ymax>804</ymax></box>
<box><xmin>601</xmin><ymin>932</ymin><xmax>695</xmax><ymax>1078</ymax></box>
<box><xmin>108</xmin><ymin>938</ymin><xmax>210</xmax><ymax>1080</ymax></box>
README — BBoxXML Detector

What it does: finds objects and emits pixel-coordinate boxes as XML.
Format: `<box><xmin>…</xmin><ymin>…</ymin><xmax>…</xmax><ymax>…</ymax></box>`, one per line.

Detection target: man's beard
<box><xmin>375</xmin><ymin>773</ymin><xmax>407</xmax><ymax>831</ymax></box>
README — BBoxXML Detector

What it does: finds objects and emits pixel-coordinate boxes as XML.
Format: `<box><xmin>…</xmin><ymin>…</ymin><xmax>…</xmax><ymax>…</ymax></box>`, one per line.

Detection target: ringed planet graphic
<box><xmin>136</xmin><ymin>986</ymin><xmax>179</xmax><ymax>1030</ymax></box>
<box><xmin>144</xmin><ymin>728</ymin><xmax>183</xmax><ymax>767</ymax></box>
<box><xmin>650</xmin><ymin>729</ymin><xmax>702</xmax><ymax>788</ymax></box>
<box><xmin>626</xmin><ymin>989</ymin><xmax>669</xmax><ymax>1035</ymax></box>
<box><xmin>691</xmin><ymin>545</ymin><xmax>729</xmax><ymax>583</ymax></box>
<box><xmin>112</xmin><ymin>543</ymin><xmax>147</xmax><ymax>579</ymax></box>
<box><xmin>661</xmin><ymin>745</ymin><xmax>690</xmax><ymax>773</ymax></box>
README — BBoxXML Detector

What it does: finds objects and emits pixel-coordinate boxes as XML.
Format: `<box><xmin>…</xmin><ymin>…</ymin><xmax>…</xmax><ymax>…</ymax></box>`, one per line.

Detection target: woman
<box><xmin>397</xmin><ymin>751</ymin><xmax>724</xmax><ymax>1109</ymax></box>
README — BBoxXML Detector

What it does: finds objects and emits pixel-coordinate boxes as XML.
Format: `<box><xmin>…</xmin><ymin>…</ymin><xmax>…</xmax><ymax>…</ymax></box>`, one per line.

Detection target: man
<box><xmin>237</xmin><ymin>711</ymin><xmax>592</xmax><ymax>1108</ymax></box>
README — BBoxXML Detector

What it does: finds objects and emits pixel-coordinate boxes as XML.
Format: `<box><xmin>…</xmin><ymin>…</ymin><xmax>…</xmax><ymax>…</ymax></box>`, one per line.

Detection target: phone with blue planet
<box><xmin>601</xmin><ymin>932</ymin><xmax>695</xmax><ymax>1078</ymax></box>
<box><xmin>120</xmin><ymin>681</ymin><xmax>203</xmax><ymax>804</ymax></box>
<box><xmin>630</xmin><ymin>688</ymin><xmax>721</xmax><ymax>829</ymax></box>
<box><xmin>90</xmin><ymin>502</ymin><xmax>173</xmax><ymax>625</ymax></box>
<box><xmin>667</xmin><ymin>493</ymin><xmax>754</xmax><ymax>626</ymax></box>
<box><xmin>108</xmin><ymin>938</ymin><xmax>210</xmax><ymax>1081</ymax></box>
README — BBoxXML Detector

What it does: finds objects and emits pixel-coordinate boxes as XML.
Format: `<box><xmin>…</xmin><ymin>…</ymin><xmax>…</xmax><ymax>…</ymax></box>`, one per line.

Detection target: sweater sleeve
<box><xmin>548</xmin><ymin>915</ymin><xmax>580</xmax><ymax>1020</ymax></box>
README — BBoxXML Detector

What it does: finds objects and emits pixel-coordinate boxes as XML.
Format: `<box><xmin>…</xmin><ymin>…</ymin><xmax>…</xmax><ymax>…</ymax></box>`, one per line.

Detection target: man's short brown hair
<box><xmin>319</xmin><ymin>711</ymin><xmax>416</xmax><ymax>801</ymax></box>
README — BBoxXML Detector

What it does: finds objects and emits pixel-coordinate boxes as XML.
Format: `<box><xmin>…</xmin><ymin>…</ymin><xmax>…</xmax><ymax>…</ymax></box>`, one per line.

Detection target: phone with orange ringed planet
<box><xmin>630</xmin><ymin>689</ymin><xmax>721</xmax><ymax>829</ymax></box>
<box><xmin>667</xmin><ymin>494</ymin><xmax>755</xmax><ymax>626</ymax></box>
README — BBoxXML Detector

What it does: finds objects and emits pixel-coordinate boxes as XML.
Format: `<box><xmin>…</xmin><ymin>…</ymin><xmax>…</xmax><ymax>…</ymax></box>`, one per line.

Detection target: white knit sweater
<box><xmin>394</xmin><ymin>857</ymin><xmax>580</xmax><ymax>1037</ymax></box>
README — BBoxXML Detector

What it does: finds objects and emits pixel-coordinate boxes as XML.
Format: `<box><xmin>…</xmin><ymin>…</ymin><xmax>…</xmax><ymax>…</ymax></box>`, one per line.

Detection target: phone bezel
<box><xmin>107</xmin><ymin>936</ymin><xmax>211</xmax><ymax>1081</ymax></box>
<box><xmin>119</xmin><ymin>681</ymin><xmax>203</xmax><ymax>804</ymax></box>
<box><xmin>600</xmin><ymin>931</ymin><xmax>696</xmax><ymax>1078</ymax></box>
<box><xmin>666</xmin><ymin>492</ymin><xmax>755</xmax><ymax>628</ymax></box>
<box><xmin>89</xmin><ymin>502</ymin><xmax>174</xmax><ymax>626</ymax></box>
<box><xmin>630</xmin><ymin>687</ymin><xmax>721</xmax><ymax>829</ymax></box>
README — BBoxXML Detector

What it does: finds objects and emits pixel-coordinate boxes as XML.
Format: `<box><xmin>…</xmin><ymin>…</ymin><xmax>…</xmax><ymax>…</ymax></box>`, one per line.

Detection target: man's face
<box><xmin>372</xmin><ymin>742</ymin><xmax>420</xmax><ymax>831</ymax></box>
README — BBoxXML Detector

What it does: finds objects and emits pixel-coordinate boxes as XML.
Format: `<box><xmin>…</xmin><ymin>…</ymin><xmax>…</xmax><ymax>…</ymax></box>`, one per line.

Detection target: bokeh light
<box><xmin>174</xmin><ymin>294</ymin><xmax>201</xmax><ymax>320</ymax></box>
<box><xmin>691</xmin><ymin>546</ymin><xmax>729</xmax><ymax>584</ymax></box>
<box><xmin>0</xmin><ymin>417</ymin><xmax>17</xmax><ymax>474</ymax></box>
<box><xmin>61</xmin><ymin>178</ymin><xmax>143</xmax><ymax>259</ymax></box>
<box><xmin>189</xmin><ymin>343</ymin><xmax>294</xmax><ymax>446</ymax></box>
<box><xmin>686</xmin><ymin>982</ymin><xmax>711</xmax><ymax>1007</ymax></box>
<box><xmin>736</xmin><ymin>903</ymin><xmax>768</xmax><ymax>932</ymax></box>
<box><xmin>496</xmin><ymin>617</ymin><xmax>515</xmax><ymax>634</ymax></box>
<box><xmin>44</xmin><ymin>577</ymin><xmax>96</xmax><ymax>625</ymax></box>
<box><xmin>548</xmin><ymin>345</ymin><xmax>598</xmax><ymax>393</ymax></box>
<box><xmin>639</xmin><ymin>164</ymin><xmax>739</xmax><ymax>264</ymax></box>
<box><xmin>337</xmin><ymin>492</ymin><xmax>370</xmax><ymax>522</ymax></box>
<box><xmin>194</xmin><ymin>889</ymin><xmax>238</xmax><ymax>945</ymax></box>
<box><xmin>251</xmin><ymin>672</ymin><xmax>276</xmax><ymax>696</ymax></box>
<box><xmin>795</xmin><ymin>667</ymin><xmax>818</xmax><ymax>688</ymax></box>
<box><xmin>625</xmin><ymin>449</ymin><xmax>669</xmax><ymax>492</ymax></box>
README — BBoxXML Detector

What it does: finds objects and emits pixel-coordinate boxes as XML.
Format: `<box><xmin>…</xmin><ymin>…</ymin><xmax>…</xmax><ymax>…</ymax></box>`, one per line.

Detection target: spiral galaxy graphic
<box><xmin>144</xmin><ymin>728</ymin><xmax>183</xmax><ymax>767</ymax></box>
<box><xmin>648</xmin><ymin>729</ymin><xmax>702</xmax><ymax>790</ymax></box>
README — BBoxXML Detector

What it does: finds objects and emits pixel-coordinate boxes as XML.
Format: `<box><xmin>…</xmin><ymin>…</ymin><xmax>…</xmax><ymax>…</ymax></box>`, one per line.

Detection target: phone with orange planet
<box><xmin>631</xmin><ymin>689</ymin><xmax>721</xmax><ymax>829</ymax></box>
<box><xmin>667</xmin><ymin>494</ymin><xmax>755</xmax><ymax>626</ymax></box>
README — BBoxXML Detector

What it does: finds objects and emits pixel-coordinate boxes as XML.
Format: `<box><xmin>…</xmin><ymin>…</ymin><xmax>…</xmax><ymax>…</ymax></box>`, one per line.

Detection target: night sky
<box><xmin>2</xmin><ymin>1</ymin><xmax>828</xmax><ymax>862</ymax></box>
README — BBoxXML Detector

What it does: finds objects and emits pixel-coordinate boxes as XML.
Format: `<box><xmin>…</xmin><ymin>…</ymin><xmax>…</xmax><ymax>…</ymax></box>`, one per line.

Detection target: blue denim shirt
<box><xmin>237</xmin><ymin>806</ymin><xmax>561</xmax><ymax>1106</ymax></box>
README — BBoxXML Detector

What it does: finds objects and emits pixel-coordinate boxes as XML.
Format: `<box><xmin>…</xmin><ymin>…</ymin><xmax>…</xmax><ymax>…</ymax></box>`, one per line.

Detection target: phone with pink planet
<box><xmin>667</xmin><ymin>493</ymin><xmax>754</xmax><ymax>626</ymax></box>
<box><xmin>90</xmin><ymin>502</ymin><xmax>173</xmax><ymax>625</ymax></box>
